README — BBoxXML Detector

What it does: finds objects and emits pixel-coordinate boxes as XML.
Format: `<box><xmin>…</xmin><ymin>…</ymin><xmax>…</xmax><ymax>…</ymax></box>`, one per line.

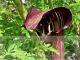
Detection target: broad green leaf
<box><xmin>75</xmin><ymin>0</ymin><xmax>80</xmax><ymax>2</ymax></box>
<box><xmin>48</xmin><ymin>47</ymin><xmax>60</xmax><ymax>56</ymax></box>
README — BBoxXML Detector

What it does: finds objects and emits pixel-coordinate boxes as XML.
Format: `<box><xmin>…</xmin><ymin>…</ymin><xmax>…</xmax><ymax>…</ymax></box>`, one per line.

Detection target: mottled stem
<box><xmin>51</xmin><ymin>33</ymin><xmax>64</xmax><ymax>60</ymax></box>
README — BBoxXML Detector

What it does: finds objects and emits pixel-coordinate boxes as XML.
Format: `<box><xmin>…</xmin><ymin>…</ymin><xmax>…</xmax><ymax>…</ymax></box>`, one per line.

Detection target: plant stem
<box><xmin>48</xmin><ymin>0</ymin><xmax>53</xmax><ymax>9</ymax></box>
<box><xmin>51</xmin><ymin>32</ymin><xmax>64</xmax><ymax>60</ymax></box>
<box><xmin>12</xmin><ymin>0</ymin><xmax>27</xmax><ymax>20</ymax></box>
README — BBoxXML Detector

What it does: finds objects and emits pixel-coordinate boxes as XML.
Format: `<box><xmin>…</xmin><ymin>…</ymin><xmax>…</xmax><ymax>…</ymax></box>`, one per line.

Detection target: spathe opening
<box><xmin>36</xmin><ymin>7</ymin><xmax>72</xmax><ymax>36</ymax></box>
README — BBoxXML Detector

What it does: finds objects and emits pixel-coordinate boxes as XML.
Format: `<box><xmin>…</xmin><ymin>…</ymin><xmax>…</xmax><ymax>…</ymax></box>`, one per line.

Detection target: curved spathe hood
<box><xmin>23</xmin><ymin>7</ymin><xmax>72</xmax><ymax>33</ymax></box>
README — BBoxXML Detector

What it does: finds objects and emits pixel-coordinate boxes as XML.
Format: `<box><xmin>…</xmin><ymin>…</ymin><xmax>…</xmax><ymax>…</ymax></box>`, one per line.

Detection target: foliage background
<box><xmin>0</xmin><ymin>0</ymin><xmax>80</xmax><ymax>60</ymax></box>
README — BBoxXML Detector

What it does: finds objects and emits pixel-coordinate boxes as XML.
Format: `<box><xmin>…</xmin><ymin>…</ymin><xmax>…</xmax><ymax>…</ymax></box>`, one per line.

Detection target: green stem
<box><xmin>12</xmin><ymin>0</ymin><xmax>27</xmax><ymax>20</ymax></box>
<box><xmin>48</xmin><ymin>0</ymin><xmax>53</xmax><ymax>9</ymax></box>
<box><xmin>44</xmin><ymin>0</ymin><xmax>48</xmax><ymax>4</ymax></box>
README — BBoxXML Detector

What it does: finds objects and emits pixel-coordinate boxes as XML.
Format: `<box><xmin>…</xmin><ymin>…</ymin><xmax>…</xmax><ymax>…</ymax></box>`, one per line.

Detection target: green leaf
<box><xmin>48</xmin><ymin>47</ymin><xmax>60</xmax><ymax>56</ymax></box>
<box><xmin>7</xmin><ymin>44</ymin><xmax>15</xmax><ymax>52</ymax></box>
<box><xmin>21</xmin><ymin>27</ymin><xmax>30</xmax><ymax>38</ymax></box>
<box><xmin>75</xmin><ymin>0</ymin><xmax>80</xmax><ymax>2</ymax></box>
